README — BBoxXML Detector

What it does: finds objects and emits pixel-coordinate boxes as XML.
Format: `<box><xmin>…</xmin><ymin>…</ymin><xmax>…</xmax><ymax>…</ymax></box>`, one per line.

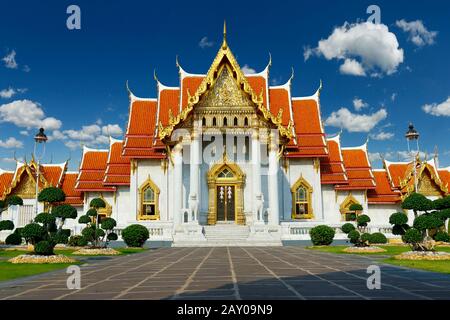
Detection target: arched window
<box><xmin>212</xmin><ymin>117</ymin><xmax>217</xmax><ymax>126</ymax></box>
<box><xmin>202</xmin><ymin>117</ymin><xmax>206</xmax><ymax>126</ymax></box>
<box><xmin>339</xmin><ymin>195</ymin><xmax>360</xmax><ymax>222</ymax></box>
<box><xmin>291</xmin><ymin>177</ymin><xmax>313</xmax><ymax>219</ymax></box>
<box><xmin>139</xmin><ymin>177</ymin><xmax>160</xmax><ymax>220</ymax></box>
<box><xmin>223</xmin><ymin>117</ymin><xmax>228</xmax><ymax>126</ymax></box>
<box><xmin>234</xmin><ymin>117</ymin><xmax>238</xmax><ymax>126</ymax></box>
<box><xmin>244</xmin><ymin>117</ymin><xmax>249</xmax><ymax>126</ymax></box>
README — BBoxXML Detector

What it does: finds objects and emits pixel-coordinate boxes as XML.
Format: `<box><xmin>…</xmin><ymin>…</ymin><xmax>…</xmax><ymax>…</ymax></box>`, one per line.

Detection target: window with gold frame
<box><xmin>291</xmin><ymin>176</ymin><xmax>313</xmax><ymax>219</ymax></box>
<box><xmin>138</xmin><ymin>177</ymin><xmax>160</xmax><ymax>220</ymax></box>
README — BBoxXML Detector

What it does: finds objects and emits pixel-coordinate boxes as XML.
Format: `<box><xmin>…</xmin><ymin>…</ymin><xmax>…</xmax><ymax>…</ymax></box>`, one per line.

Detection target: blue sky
<box><xmin>0</xmin><ymin>0</ymin><xmax>449</xmax><ymax>171</ymax></box>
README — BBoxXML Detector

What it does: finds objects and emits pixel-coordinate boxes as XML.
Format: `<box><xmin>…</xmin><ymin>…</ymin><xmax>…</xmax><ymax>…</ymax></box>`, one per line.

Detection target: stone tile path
<box><xmin>1</xmin><ymin>247</ymin><xmax>450</xmax><ymax>300</ymax></box>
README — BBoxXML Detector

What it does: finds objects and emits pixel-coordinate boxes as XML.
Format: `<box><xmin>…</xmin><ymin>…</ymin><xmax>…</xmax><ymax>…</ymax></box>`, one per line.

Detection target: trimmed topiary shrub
<box><xmin>356</xmin><ymin>214</ymin><xmax>371</xmax><ymax>228</ymax></box>
<box><xmin>38</xmin><ymin>187</ymin><xmax>65</xmax><ymax>204</ymax></box>
<box><xmin>369</xmin><ymin>232</ymin><xmax>388</xmax><ymax>244</ymax></box>
<box><xmin>107</xmin><ymin>232</ymin><xmax>118</xmax><ymax>241</ymax></box>
<box><xmin>34</xmin><ymin>241</ymin><xmax>54</xmax><ymax>255</ymax></box>
<box><xmin>122</xmin><ymin>224</ymin><xmax>150</xmax><ymax>247</ymax></box>
<box><xmin>6</xmin><ymin>195</ymin><xmax>24</xmax><ymax>206</ymax></box>
<box><xmin>389</xmin><ymin>212</ymin><xmax>408</xmax><ymax>226</ymax></box>
<box><xmin>434</xmin><ymin>232</ymin><xmax>450</xmax><ymax>243</ymax></box>
<box><xmin>0</xmin><ymin>220</ymin><xmax>14</xmax><ymax>231</ymax></box>
<box><xmin>35</xmin><ymin>212</ymin><xmax>56</xmax><ymax>225</ymax></box>
<box><xmin>52</xmin><ymin>233</ymin><xmax>69</xmax><ymax>244</ymax></box>
<box><xmin>349</xmin><ymin>203</ymin><xmax>363</xmax><ymax>212</ymax></box>
<box><xmin>90</xmin><ymin>198</ymin><xmax>106</xmax><ymax>209</ymax></box>
<box><xmin>341</xmin><ymin>223</ymin><xmax>355</xmax><ymax>234</ymax></box>
<box><xmin>21</xmin><ymin>223</ymin><xmax>46</xmax><ymax>245</ymax></box>
<box><xmin>78</xmin><ymin>215</ymin><xmax>91</xmax><ymax>224</ymax></box>
<box><xmin>68</xmin><ymin>235</ymin><xmax>88</xmax><ymax>247</ymax></box>
<box><xmin>403</xmin><ymin>228</ymin><xmax>423</xmax><ymax>245</ymax></box>
<box><xmin>86</xmin><ymin>209</ymin><xmax>98</xmax><ymax>217</ymax></box>
<box><xmin>5</xmin><ymin>233</ymin><xmax>22</xmax><ymax>245</ymax></box>
<box><xmin>413</xmin><ymin>214</ymin><xmax>443</xmax><ymax>232</ymax></box>
<box><xmin>52</xmin><ymin>204</ymin><xmax>77</xmax><ymax>220</ymax></box>
<box><xmin>309</xmin><ymin>225</ymin><xmax>335</xmax><ymax>246</ymax></box>
<box><xmin>360</xmin><ymin>233</ymin><xmax>371</xmax><ymax>244</ymax></box>
<box><xmin>348</xmin><ymin>230</ymin><xmax>360</xmax><ymax>244</ymax></box>
<box><xmin>402</xmin><ymin>193</ymin><xmax>433</xmax><ymax>216</ymax></box>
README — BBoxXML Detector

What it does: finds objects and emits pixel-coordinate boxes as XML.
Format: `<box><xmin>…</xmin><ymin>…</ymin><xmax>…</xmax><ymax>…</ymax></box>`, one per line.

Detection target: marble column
<box><xmin>173</xmin><ymin>143</ymin><xmax>183</xmax><ymax>226</ymax></box>
<box><xmin>189</xmin><ymin>124</ymin><xmax>200</xmax><ymax>222</ymax></box>
<box><xmin>251</xmin><ymin>128</ymin><xmax>262</xmax><ymax>222</ymax></box>
<box><xmin>268</xmin><ymin>138</ymin><xmax>279</xmax><ymax>225</ymax></box>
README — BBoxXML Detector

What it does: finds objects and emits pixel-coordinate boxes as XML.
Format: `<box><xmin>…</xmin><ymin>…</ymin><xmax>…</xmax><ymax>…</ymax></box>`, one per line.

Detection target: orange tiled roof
<box><xmin>438</xmin><ymin>168</ymin><xmax>450</xmax><ymax>192</ymax></box>
<box><xmin>76</xmin><ymin>147</ymin><xmax>115</xmax><ymax>192</ymax></box>
<box><xmin>368</xmin><ymin>170</ymin><xmax>402</xmax><ymax>204</ymax></box>
<box><xmin>122</xmin><ymin>98</ymin><xmax>165</xmax><ymax>159</ymax></box>
<box><xmin>40</xmin><ymin>163</ymin><xmax>66</xmax><ymax>187</ymax></box>
<box><xmin>104</xmin><ymin>139</ymin><xmax>130</xmax><ymax>186</ymax></box>
<box><xmin>181</xmin><ymin>76</ymin><xmax>203</xmax><ymax>109</ymax></box>
<box><xmin>336</xmin><ymin>146</ymin><xmax>376</xmax><ymax>190</ymax></box>
<box><xmin>158</xmin><ymin>88</ymin><xmax>180</xmax><ymax>126</ymax></box>
<box><xmin>0</xmin><ymin>170</ymin><xmax>14</xmax><ymax>199</ymax></box>
<box><xmin>61</xmin><ymin>172</ymin><xmax>84</xmax><ymax>206</ymax></box>
<box><xmin>384</xmin><ymin>161</ymin><xmax>412</xmax><ymax>189</ymax></box>
<box><xmin>269</xmin><ymin>88</ymin><xmax>291</xmax><ymax>126</ymax></box>
<box><xmin>320</xmin><ymin>137</ymin><xmax>348</xmax><ymax>185</ymax></box>
<box><xmin>285</xmin><ymin>98</ymin><xmax>327</xmax><ymax>158</ymax></box>
<box><xmin>247</xmin><ymin>75</ymin><xmax>267</xmax><ymax>108</ymax></box>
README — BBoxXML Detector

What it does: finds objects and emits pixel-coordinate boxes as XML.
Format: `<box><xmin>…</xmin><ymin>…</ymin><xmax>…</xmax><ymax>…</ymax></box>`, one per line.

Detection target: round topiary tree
<box><xmin>0</xmin><ymin>195</ymin><xmax>23</xmax><ymax>239</ymax></box>
<box><xmin>21</xmin><ymin>223</ymin><xmax>46</xmax><ymax>246</ymax></box>
<box><xmin>434</xmin><ymin>231</ymin><xmax>450</xmax><ymax>243</ymax></box>
<box><xmin>389</xmin><ymin>212</ymin><xmax>409</xmax><ymax>235</ymax></box>
<box><xmin>77</xmin><ymin>208</ymin><xmax>117</xmax><ymax>248</ymax></box>
<box><xmin>309</xmin><ymin>225</ymin><xmax>335</xmax><ymax>246</ymax></box>
<box><xmin>356</xmin><ymin>214</ymin><xmax>371</xmax><ymax>232</ymax></box>
<box><xmin>403</xmin><ymin>228</ymin><xmax>424</xmax><ymax>251</ymax></box>
<box><xmin>413</xmin><ymin>214</ymin><xmax>443</xmax><ymax>238</ymax></box>
<box><xmin>341</xmin><ymin>223</ymin><xmax>356</xmax><ymax>234</ymax></box>
<box><xmin>348</xmin><ymin>230</ymin><xmax>361</xmax><ymax>245</ymax></box>
<box><xmin>38</xmin><ymin>187</ymin><xmax>65</xmax><ymax>211</ymax></box>
<box><xmin>349</xmin><ymin>203</ymin><xmax>363</xmax><ymax>212</ymax></box>
<box><xmin>0</xmin><ymin>220</ymin><xmax>15</xmax><ymax>231</ymax></box>
<box><xmin>369</xmin><ymin>232</ymin><xmax>388</xmax><ymax>244</ymax></box>
<box><xmin>402</xmin><ymin>193</ymin><xmax>433</xmax><ymax>218</ymax></box>
<box><xmin>5</xmin><ymin>233</ymin><xmax>22</xmax><ymax>245</ymax></box>
<box><xmin>122</xmin><ymin>224</ymin><xmax>150</xmax><ymax>247</ymax></box>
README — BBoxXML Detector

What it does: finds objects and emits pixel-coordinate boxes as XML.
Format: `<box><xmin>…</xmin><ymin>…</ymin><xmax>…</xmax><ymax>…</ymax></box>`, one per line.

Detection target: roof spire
<box><xmin>222</xmin><ymin>20</ymin><xmax>228</xmax><ymax>49</ymax></box>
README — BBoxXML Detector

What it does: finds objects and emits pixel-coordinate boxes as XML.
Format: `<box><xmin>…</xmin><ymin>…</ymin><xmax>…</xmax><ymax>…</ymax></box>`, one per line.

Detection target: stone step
<box><xmin>172</xmin><ymin>241</ymin><xmax>282</xmax><ymax>247</ymax></box>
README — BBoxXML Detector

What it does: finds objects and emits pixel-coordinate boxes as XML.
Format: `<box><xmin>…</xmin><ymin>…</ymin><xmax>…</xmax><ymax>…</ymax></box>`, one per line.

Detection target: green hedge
<box><xmin>309</xmin><ymin>225</ymin><xmax>335</xmax><ymax>246</ymax></box>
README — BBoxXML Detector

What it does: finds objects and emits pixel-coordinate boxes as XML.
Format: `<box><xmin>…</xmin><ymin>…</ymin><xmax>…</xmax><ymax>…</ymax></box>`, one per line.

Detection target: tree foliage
<box><xmin>38</xmin><ymin>187</ymin><xmax>65</xmax><ymax>204</ymax></box>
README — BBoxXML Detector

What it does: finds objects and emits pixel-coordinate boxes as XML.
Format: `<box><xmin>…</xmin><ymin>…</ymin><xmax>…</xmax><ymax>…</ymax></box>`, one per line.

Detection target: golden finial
<box><xmin>222</xmin><ymin>20</ymin><xmax>228</xmax><ymax>49</ymax></box>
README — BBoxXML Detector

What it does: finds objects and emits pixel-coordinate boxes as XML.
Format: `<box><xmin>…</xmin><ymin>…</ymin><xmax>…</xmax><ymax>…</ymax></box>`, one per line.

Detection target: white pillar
<box><xmin>189</xmin><ymin>125</ymin><xmax>200</xmax><ymax>222</ymax></box>
<box><xmin>268</xmin><ymin>142</ymin><xmax>279</xmax><ymax>225</ymax></box>
<box><xmin>173</xmin><ymin>143</ymin><xmax>183</xmax><ymax>226</ymax></box>
<box><xmin>251</xmin><ymin>129</ymin><xmax>262</xmax><ymax>222</ymax></box>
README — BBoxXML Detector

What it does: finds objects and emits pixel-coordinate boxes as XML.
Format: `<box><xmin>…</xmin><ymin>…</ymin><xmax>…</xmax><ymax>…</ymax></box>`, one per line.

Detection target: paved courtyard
<box><xmin>1</xmin><ymin>247</ymin><xmax>450</xmax><ymax>300</ymax></box>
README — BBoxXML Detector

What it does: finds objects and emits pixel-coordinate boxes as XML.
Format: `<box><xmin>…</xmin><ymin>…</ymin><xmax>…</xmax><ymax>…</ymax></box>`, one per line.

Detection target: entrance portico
<box><xmin>207</xmin><ymin>160</ymin><xmax>245</xmax><ymax>225</ymax></box>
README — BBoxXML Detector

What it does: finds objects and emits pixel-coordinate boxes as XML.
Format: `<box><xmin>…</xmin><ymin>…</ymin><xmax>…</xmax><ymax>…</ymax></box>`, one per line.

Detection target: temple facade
<box><xmin>1</xmin><ymin>27</ymin><xmax>449</xmax><ymax>246</ymax></box>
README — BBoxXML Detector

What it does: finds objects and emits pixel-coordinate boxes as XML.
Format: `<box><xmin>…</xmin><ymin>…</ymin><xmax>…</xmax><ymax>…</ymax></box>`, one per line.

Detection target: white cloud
<box><xmin>2</xmin><ymin>50</ymin><xmax>18</xmax><ymax>69</ymax></box>
<box><xmin>241</xmin><ymin>64</ymin><xmax>256</xmax><ymax>74</ymax></box>
<box><xmin>19</xmin><ymin>130</ymin><xmax>29</xmax><ymax>136</ymax></box>
<box><xmin>352</xmin><ymin>98</ymin><xmax>368</xmax><ymax>111</ymax></box>
<box><xmin>340</xmin><ymin>59</ymin><xmax>366</xmax><ymax>76</ymax></box>
<box><xmin>0</xmin><ymin>87</ymin><xmax>26</xmax><ymax>99</ymax></box>
<box><xmin>422</xmin><ymin>97</ymin><xmax>450</xmax><ymax>117</ymax></box>
<box><xmin>370</xmin><ymin>131</ymin><xmax>394</xmax><ymax>141</ymax></box>
<box><xmin>0</xmin><ymin>137</ymin><xmax>23</xmax><ymax>148</ymax></box>
<box><xmin>50</xmin><ymin>123</ymin><xmax>123</xmax><ymax>150</ymax></box>
<box><xmin>102</xmin><ymin>124</ymin><xmax>123</xmax><ymax>136</ymax></box>
<box><xmin>324</xmin><ymin>107</ymin><xmax>387</xmax><ymax>132</ymax></box>
<box><xmin>0</xmin><ymin>100</ymin><xmax>62</xmax><ymax>130</ymax></box>
<box><xmin>199</xmin><ymin>36</ymin><xmax>214</xmax><ymax>48</ymax></box>
<box><xmin>396</xmin><ymin>19</ymin><xmax>437</xmax><ymax>47</ymax></box>
<box><xmin>305</xmin><ymin>22</ymin><xmax>404</xmax><ymax>77</ymax></box>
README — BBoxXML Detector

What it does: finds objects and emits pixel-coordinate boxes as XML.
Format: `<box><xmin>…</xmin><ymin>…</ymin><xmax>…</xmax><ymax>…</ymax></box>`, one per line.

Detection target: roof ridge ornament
<box><xmin>222</xmin><ymin>20</ymin><xmax>227</xmax><ymax>49</ymax></box>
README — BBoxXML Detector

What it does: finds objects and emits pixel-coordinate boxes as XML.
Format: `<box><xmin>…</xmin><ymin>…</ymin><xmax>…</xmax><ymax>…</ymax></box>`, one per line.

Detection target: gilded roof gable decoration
<box><xmin>158</xmin><ymin>23</ymin><xmax>293</xmax><ymax>142</ymax></box>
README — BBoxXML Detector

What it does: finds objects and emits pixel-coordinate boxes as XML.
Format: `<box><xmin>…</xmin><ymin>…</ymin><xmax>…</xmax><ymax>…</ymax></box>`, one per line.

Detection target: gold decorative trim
<box><xmin>137</xmin><ymin>175</ymin><xmax>160</xmax><ymax>221</ymax></box>
<box><xmin>206</xmin><ymin>155</ymin><xmax>246</xmax><ymax>225</ymax></box>
<box><xmin>158</xmin><ymin>30</ymin><xmax>293</xmax><ymax>142</ymax></box>
<box><xmin>291</xmin><ymin>175</ymin><xmax>314</xmax><ymax>219</ymax></box>
<box><xmin>339</xmin><ymin>194</ymin><xmax>360</xmax><ymax>220</ymax></box>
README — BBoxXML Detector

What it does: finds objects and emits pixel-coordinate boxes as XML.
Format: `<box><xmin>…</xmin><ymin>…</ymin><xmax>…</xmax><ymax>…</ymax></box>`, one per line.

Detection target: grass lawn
<box><xmin>307</xmin><ymin>245</ymin><xmax>450</xmax><ymax>256</ymax></box>
<box><xmin>307</xmin><ymin>245</ymin><xmax>450</xmax><ymax>274</ymax></box>
<box><xmin>0</xmin><ymin>247</ymin><xmax>147</xmax><ymax>282</ymax></box>
<box><xmin>0</xmin><ymin>261</ymin><xmax>82</xmax><ymax>282</ymax></box>
<box><xmin>383</xmin><ymin>258</ymin><xmax>450</xmax><ymax>274</ymax></box>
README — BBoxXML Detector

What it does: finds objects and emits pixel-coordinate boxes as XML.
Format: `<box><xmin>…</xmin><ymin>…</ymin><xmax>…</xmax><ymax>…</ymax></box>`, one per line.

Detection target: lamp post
<box><xmin>33</xmin><ymin>128</ymin><xmax>48</xmax><ymax>216</ymax></box>
<box><xmin>405</xmin><ymin>123</ymin><xmax>420</xmax><ymax>192</ymax></box>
